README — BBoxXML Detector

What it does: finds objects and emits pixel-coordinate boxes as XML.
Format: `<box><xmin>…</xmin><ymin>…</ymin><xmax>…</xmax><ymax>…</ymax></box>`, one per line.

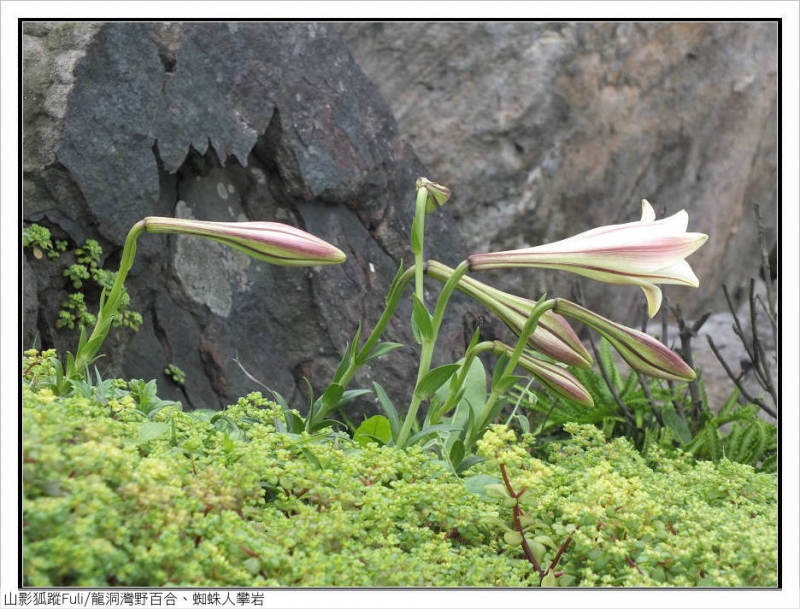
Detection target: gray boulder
<box><xmin>22</xmin><ymin>22</ymin><xmax>480</xmax><ymax>413</ymax></box>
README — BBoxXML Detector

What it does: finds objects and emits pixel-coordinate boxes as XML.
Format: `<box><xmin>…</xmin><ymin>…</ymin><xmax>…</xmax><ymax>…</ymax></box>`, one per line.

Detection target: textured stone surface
<box><xmin>336</xmin><ymin>22</ymin><xmax>778</xmax><ymax>323</ymax></box>
<box><xmin>22</xmin><ymin>22</ymin><xmax>480</xmax><ymax>413</ymax></box>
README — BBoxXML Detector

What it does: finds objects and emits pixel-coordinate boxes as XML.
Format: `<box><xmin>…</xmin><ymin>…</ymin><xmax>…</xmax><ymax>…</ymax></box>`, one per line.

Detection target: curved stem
<box><xmin>70</xmin><ymin>220</ymin><xmax>146</xmax><ymax>377</ymax></box>
<box><xmin>476</xmin><ymin>298</ymin><xmax>557</xmax><ymax>437</ymax></box>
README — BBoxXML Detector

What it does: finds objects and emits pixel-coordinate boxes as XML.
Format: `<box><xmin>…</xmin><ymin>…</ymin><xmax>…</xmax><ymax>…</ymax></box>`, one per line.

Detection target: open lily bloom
<box><xmin>144</xmin><ymin>217</ymin><xmax>346</xmax><ymax>267</ymax></box>
<box><xmin>468</xmin><ymin>200</ymin><xmax>707</xmax><ymax>317</ymax></box>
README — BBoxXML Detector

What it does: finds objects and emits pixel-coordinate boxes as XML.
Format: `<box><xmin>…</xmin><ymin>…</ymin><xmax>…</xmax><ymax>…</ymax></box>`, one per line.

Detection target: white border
<box><xmin>3</xmin><ymin>3</ymin><xmax>798</xmax><ymax>608</ymax></box>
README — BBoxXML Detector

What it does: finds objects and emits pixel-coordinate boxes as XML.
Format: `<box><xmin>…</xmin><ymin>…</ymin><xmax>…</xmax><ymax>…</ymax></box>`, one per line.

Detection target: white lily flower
<box><xmin>469</xmin><ymin>200</ymin><xmax>707</xmax><ymax>316</ymax></box>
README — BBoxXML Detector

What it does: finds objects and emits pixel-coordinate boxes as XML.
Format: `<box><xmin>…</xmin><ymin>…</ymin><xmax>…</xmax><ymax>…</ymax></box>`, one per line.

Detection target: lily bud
<box><xmin>492</xmin><ymin>342</ymin><xmax>594</xmax><ymax>408</ymax></box>
<box><xmin>469</xmin><ymin>200</ymin><xmax>707</xmax><ymax>317</ymax></box>
<box><xmin>415</xmin><ymin>177</ymin><xmax>452</xmax><ymax>215</ymax></box>
<box><xmin>143</xmin><ymin>217</ymin><xmax>346</xmax><ymax>267</ymax></box>
<box><xmin>553</xmin><ymin>298</ymin><xmax>696</xmax><ymax>382</ymax></box>
<box><xmin>425</xmin><ymin>261</ymin><xmax>592</xmax><ymax>368</ymax></box>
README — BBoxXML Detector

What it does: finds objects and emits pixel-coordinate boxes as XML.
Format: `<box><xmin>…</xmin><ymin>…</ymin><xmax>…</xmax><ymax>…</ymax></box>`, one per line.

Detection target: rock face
<box><xmin>335</xmin><ymin>22</ymin><xmax>778</xmax><ymax>325</ymax></box>
<box><xmin>22</xmin><ymin>22</ymin><xmax>481</xmax><ymax>413</ymax></box>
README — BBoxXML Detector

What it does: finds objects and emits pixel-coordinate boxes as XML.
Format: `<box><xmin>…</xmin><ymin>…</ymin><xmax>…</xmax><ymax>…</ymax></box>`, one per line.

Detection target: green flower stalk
<box><xmin>468</xmin><ymin>200</ymin><xmax>707</xmax><ymax>317</ymax></box>
<box><xmin>491</xmin><ymin>341</ymin><xmax>594</xmax><ymax>408</ymax></box>
<box><xmin>425</xmin><ymin>261</ymin><xmax>592</xmax><ymax>368</ymax></box>
<box><xmin>411</xmin><ymin>177</ymin><xmax>451</xmax><ymax>304</ymax></box>
<box><xmin>143</xmin><ymin>217</ymin><xmax>346</xmax><ymax>266</ymax></box>
<box><xmin>553</xmin><ymin>298</ymin><xmax>696</xmax><ymax>382</ymax></box>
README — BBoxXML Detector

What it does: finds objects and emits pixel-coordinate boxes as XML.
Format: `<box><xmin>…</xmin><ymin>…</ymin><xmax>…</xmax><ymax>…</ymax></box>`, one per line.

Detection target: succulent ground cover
<box><xmin>22</xmin><ymin>351</ymin><xmax>777</xmax><ymax>587</ymax></box>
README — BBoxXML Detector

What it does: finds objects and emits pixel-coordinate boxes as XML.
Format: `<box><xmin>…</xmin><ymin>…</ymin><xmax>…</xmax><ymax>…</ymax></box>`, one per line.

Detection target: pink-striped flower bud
<box><xmin>143</xmin><ymin>217</ymin><xmax>346</xmax><ymax>267</ymax></box>
<box><xmin>425</xmin><ymin>261</ymin><xmax>592</xmax><ymax>368</ymax></box>
<box><xmin>492</xmin><ymin>341</ymin><xmax>593</xmax><ymax>408</ymax></box>
<box><xmin>553</xmin><ymin>298</ymin><xmax>696</xmax><ymax>382</ymax></box>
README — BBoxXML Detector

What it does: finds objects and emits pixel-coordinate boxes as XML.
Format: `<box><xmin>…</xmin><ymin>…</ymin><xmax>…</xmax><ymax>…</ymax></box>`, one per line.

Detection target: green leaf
<box><xmin>718</xmin><ymin>387</ymin><xmax>741</xmax><ymax>419</ymax></box>
<box><xmin>337</xmin><ymin>389</ymin><xmax>372</xmax><ymax>406</ymax></box>
<box><xmin>385</xmin><ymin>260</ymin><xmax>405</xmax><ymax>304</ymax></box>
<box><xmin>466</xmin><ymin>327</ymin><xmax>482</xmax><ymax>353</ymax></box>
<box><xmin>686</xmin><ymin>427</ymin><xmax>707</xmax><ymax>456</ymax></box>
<box><xmin>461</xmin><ymin>356</ymin><xmax>487</xmax><ymax>417</ymax></box>
<box><xmin>464</xmin><ymin>474</ymin><xmax>503</xmax><ymax>499</ymax></box>
<box><xmin>331</xmin><ymin>342</ymin><xmax>354</xmax><ymax>385</ymax></box>
<box><xmin>759</xmin><ymin>453</ymin><xmax>777</xmax><ymax>473</ymax></box>
<box><xmin>738</xmin><ymin>421</ymin><xmax>766</xmax><ymax>465</ymax></box>
<box><xmin>360</xmin><ymin>341</ymin><xmax>404</xmax><ymax>364</ymax></box>
<box><xmin>620</xmin><ymin>371</ymin><xmax>639</xmax><ymax>398</ymax></box>
<box><xmin>353</xmin><ymin>415</ymin><xmax>393</xmax><ymax>446</ymax></box>
<box><xmin>138</xmin><ymin>421</ymin><xmax>169</xmax><ymax>442</ymax></box>
<box><xmin>449</xmin><ymin>439</ymin><xmax>465</xmax><ymax>468</ymax></box>
<box><xmin>541</xmin><ymin>570</ymin><xmax>559</xmax><ymax>587</ymax></box>
<box><xmin>411</xmin><ymin>294</ymin><xmax>433</xmax><ymax>342</ymax></box>
<box><xmin>415</xmin><ymin>364</ymin><xmax>460</xmax><ymax>401</ymax></box>
<box><xmin>320</xmin><ymin>383</ymin><xmax>344</xmax><ymax>414</ymax></box>
<box><xmin>661</xmin><ymin>403</ymin><xmax>692</xmax><ymax>446</ymax></box>
<box><xmin>491</xmin><ymin>352</ymin><xmax>509</xmax><ymax>388</ymax></box>
<box><xmin>446</xmin><ymin>357</ymin><xmax>486</xmax><ymax>437</ymax></box>
<box><xmin>511</xmin><ymin>413</ymin><xmax>530</xmax><ymax>435</ymax></box>
<box><xmin>455</xmin><ymin>455</ymin><xmax>486</xmax><ymax>474</ymax></box>
<box><xmin>492</xmin><ymin>375</ymin><xmax>522</xmax><ymax>395</ymax></box>
<box><xmin>705</xmin><ymin>420</ymin><xmax>721</xmax><ymax>462</ymax></box>
<box><xmin>599</xmin><ymin>337</ymin><xmax>623</xmax><ymax>391</ymax></box>
<box><xmin>373</xmin><ymin>382</ymin><xmax>400</xmax><ymax>441</ymax></box>
<box><xmin>405</xmin><ymin>423</ymin><xmax>459</xmax><ymax>447</ymax></box>
<box><xmin>724</xmin><ymin>423</ymin><xmax>745</xmax><ymax>461</ymax></box>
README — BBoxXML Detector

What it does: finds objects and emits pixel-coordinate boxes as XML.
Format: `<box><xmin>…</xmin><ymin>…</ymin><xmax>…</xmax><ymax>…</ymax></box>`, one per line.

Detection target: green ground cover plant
<box><xmin>22</xmin><ymin>352</ymin><xmax>777</xmax><ymax>587</ymax></box>
<box><xmin>23</xmin><ymin>224</ymin><xmax>142</xmax><ymax>334</ymax></box>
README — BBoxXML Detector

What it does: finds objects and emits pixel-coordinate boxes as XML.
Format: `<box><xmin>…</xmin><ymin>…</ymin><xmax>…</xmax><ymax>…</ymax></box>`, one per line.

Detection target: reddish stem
<box><xmin>499</xmin><ymin>462</ymin><xmax>542</xmax><ymax>577</ymax></box>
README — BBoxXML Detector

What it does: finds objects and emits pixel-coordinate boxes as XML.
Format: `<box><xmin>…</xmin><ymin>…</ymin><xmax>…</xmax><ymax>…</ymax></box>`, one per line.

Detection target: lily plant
<box><xmin>66</xmin><ymin>218</ymin><xmax>346</xmax><ymax>380</ymax></box>
<box><xmin>64</xmin><ymin>176</ymin><xmax>706</xmax><ymax>469</ymax></box>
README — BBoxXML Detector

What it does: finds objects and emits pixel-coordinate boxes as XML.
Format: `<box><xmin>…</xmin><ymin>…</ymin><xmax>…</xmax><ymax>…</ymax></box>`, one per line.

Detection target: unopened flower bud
<box><xmin>492</xmin><ymin>342</ymin><xmax>594</xmax><ymax>408</ymax></box>
<box><xmin>553</xmin><ymin>298</ymin><xmax>696</xmax><ymax>382</ymax></box>
<box><xmin>415</xmin><ymin>177</ymin><xmax>452</xmax><ymax>215</ymax></box>
<box><xmin>143</xmin><ymin>217</ymin><xmax>346</xmax><ymax>267</ymax></box>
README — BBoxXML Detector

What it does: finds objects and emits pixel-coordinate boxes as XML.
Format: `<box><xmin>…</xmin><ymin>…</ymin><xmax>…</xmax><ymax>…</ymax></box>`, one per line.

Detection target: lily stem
<box><xmin>70</xmin><ymin>220</ymin><xmax>146</xmax><ymax>379</ymax></box>
<box><xmin>396</xmin><ymin>260</ymin><xmax>470</xmax><ymax>448</ymax></box>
